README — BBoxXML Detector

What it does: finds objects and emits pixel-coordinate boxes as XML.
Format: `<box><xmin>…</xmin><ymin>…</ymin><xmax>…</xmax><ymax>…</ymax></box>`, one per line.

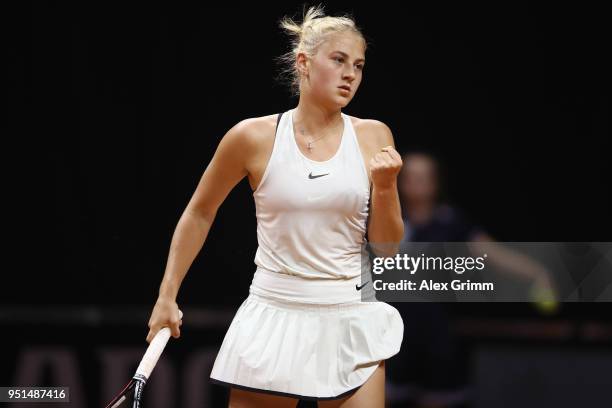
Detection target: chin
<box><xmin>335</xmin><ymin>93</ymin><xmax>352</xmax><ymax>104</ymax></box>
<box><xmin>319</xmin><ymin>98</ymin><xmax>344</xmax><ymax>110</ymax></box>
<box><xmin>318</xmin><ymin>93</ymin><xmax>351</xmax><ymax>109</ymax></box>
<box><xmin>331</xmin><ymin>100</ymin><xmax>348</xmax><ymax>110</ymax></box>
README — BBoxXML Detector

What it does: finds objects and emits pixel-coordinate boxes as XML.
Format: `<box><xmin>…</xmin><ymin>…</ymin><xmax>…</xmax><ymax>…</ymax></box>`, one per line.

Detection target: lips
<box><xmin>338</xmin><ymin>85</ymin><xmax>351</xmax><ymax>91</ymax></box>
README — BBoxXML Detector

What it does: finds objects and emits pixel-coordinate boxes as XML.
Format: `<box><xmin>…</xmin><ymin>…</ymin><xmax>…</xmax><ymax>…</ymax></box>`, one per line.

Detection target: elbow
<box><xmin>396</xmin><ymin>222</ymin><xmax>405</xmax><ymax>244</ymax></box>
<box><xmin>369</xmin><ymin>235</ymin><xmax>403</xmax><ymax>258</ymax></box>
<box><xmin>366</xmin><ymin>213</ymin><xmax>404</xmax><ymax>256</ymax></box>
<box><xmin>370</xmin><ymin>242</ymin><xmax>401</xmax><ymax>258</ymax></box>
<box><xmin>184</xmin><ymin>205</ymin><xmax>217</xmax><ymax>227</ymax></box>
<box><xmin>369</xmin><ymin>225</ymin><xmax>404</xmax><ymax>257</ymax></box>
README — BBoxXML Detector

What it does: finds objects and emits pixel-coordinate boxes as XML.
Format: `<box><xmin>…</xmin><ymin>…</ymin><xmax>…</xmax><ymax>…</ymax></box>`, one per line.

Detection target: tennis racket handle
<box><xmin>135</xmin><ymin>310</ymin><xmax>183</xmax><ymax>380</ymax></box>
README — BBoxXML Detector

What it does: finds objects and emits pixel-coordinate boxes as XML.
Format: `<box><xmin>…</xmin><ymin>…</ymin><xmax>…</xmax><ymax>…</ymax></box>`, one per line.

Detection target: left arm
<box><xmin>367</xmin><ymin>122</ymin><xmax>404</xmax><ymax>256</ymax></box>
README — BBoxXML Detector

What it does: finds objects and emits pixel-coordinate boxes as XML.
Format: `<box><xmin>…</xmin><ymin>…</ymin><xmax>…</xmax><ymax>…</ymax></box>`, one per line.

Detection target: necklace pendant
<box><xmin>307</xmin><ymin>141</ymin><xmax>313</xmax><ymax>151</ymax></box>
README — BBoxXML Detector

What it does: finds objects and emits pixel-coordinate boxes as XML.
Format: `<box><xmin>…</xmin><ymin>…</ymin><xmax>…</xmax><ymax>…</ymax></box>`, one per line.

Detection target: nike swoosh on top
<box><xmin>356</xmin><ymin>281</ymin><xmax>370</xmax><ymax>291</ymax></box>
<box><xmin>308</xmin><ymin>172</ymin><xmax>329</xmax><ymax>179</ymax></box>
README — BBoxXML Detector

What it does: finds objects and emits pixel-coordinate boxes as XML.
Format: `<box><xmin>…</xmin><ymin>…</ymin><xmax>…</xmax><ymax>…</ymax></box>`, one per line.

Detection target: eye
<box><xmin>355</xmin><ymin>64</ymin><xmax>364</xmax><ymax>70</ymax></box>
<box><xmin>334</xmin><ymin>56</ymin><xmax>344</xmax><ymax>63</ymax></box>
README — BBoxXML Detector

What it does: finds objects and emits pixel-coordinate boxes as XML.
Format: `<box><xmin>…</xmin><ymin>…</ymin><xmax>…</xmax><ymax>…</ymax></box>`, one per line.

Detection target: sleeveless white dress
<box><xmin>209</xmin><ymin>108</ymin><xmax>404</xmax><ymax>401</ymax></box>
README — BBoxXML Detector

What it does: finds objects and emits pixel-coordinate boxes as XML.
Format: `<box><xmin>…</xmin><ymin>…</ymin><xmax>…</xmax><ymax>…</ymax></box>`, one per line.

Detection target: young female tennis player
<box><xmin>146</xmin><ymin>5</ymin><xmax>404</xmax><ymax>407</ymax></box>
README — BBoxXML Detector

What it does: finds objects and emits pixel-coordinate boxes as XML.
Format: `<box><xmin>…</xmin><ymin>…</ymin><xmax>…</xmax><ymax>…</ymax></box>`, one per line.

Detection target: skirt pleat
<box><xmin>210</xmin><ymin>291</ymin><xmax>404</xmax><ymax>400</ymax></box>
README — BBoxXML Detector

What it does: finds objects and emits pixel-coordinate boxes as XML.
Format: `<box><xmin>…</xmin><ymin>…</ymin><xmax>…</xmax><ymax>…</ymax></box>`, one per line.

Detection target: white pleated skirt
<box><xmin>209</xmin><ymin>267</ymin><xmax>404</xmax><ymax>401</ymax></box>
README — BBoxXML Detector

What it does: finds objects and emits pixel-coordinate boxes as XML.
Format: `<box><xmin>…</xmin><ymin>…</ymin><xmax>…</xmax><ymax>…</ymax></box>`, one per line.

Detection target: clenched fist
<box><xmin>369</xmin><ymin>146</ymin><xmax>402</xmax><ymax>189</ymax></box>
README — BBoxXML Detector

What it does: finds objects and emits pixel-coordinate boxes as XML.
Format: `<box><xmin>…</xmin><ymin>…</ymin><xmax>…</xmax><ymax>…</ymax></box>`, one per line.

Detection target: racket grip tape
<box><xmin>135</xmin><ymin>310</ymin><xmax>183</xmax><ymax>381</ymax></box>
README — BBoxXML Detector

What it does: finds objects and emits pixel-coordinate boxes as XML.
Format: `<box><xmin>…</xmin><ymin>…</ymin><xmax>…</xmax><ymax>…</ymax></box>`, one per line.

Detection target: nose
<box><xmin>342</xmin><ymin>67</ymin><xmax>357</xmax><ymax>81</ymax></box>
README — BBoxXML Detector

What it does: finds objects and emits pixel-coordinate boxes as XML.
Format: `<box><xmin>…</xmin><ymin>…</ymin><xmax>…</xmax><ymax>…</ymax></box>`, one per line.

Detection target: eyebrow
<box><xmin>332</xmin><ymin>51</ymin><xmax>365</xmax><ymax>64</ymax></box>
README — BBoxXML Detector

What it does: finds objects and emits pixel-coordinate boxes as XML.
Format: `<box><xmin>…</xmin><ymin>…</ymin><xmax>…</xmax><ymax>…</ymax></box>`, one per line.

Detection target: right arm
<box><xmin>146</xmin><ymin>120</ymin><xmax>256</xmax><ymax>343</ymax></box>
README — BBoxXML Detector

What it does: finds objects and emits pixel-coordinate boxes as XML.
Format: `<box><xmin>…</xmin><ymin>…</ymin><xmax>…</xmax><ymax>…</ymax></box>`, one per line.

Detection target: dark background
<box><xmin>7</xmin><ymin>2</ymin><xmax>610</xmax><ymax>306</ymax></box>
<box><xmin>3</xmin><ymin>2</ymin><xmax>611</xmax><ymax>407</ymax></box>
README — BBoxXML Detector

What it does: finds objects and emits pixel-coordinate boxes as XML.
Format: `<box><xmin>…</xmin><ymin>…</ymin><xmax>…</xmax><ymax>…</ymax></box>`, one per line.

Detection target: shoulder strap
<box><xmin>275</xmin><ymin>112</ymin><xmax>282</xmax><ymax>135</ymax></box>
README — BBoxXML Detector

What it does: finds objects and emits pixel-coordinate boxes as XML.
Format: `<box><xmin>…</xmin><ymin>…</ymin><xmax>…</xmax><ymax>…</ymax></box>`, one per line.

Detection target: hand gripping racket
<box><xmin>104</xmin><ymin>310</ymin><xmax>183</xmax><ymax>408</ymax></box>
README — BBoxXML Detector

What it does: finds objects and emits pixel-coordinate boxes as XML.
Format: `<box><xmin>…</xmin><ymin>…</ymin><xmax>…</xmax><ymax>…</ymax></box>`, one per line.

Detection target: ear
<box><xmin>296</xmin><ymin>52</ymin><xmax>309</xmax><ymax>77</ymax></box>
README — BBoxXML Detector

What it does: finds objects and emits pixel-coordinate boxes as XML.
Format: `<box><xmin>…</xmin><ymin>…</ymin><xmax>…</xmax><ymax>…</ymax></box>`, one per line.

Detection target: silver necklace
<box><xmin>299</xmin><ymin>126</ymin><xmax>329</xmax><ymax>151</ymax></box>
<box><xmin>297</xmin><ymin>117</ymin><xmax>343</xmax><ymax>152</ymax></box>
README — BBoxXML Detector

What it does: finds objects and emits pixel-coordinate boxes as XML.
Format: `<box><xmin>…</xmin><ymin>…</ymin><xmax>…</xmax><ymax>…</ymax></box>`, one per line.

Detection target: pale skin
<box><xmin>146</xmin><ymin>30</ymin><xmax>403</xmax><ymax>408</ymax></box>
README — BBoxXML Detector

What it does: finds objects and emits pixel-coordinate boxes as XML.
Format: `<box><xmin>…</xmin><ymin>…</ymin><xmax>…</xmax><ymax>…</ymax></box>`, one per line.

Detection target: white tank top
<box><xmin>253</xmin><ymin>108</ymin><xmax>371</xmax><ymax>279</ymax></box>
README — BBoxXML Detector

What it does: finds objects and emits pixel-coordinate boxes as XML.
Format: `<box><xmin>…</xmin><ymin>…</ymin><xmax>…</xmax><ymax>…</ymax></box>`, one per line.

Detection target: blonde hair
<box><xmin>275</xmin><ymin>4</ymin><xmax>368</xmax><ymax>97</ymax></box>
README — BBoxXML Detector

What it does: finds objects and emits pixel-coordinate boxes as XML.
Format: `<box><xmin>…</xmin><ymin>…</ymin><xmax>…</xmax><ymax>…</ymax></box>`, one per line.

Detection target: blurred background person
<box><xmin>385</xmin><ymin>152</ymin><xmax>558</xmax><ymax>408</ymax></box>
<box><xmin>398</xmin><ymin>152</ymin><xmax>488</xmax><ymax>243</ymax></box>
<box><xmin>385</xmin><ymin>152</ymin><xmax>479</xmax><ymax>408</ymax></box>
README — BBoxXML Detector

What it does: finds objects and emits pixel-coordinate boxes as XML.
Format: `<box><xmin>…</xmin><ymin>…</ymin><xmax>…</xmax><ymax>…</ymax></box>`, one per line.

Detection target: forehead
<box><xmin>406</xmin><ymin>156</ymin><xmax>436</xmax><ymax>174</ymax></box>
<box><xmin>319</xmin><ymin>32</ymin><xmax>365</xmax><ymax>59</ymax></box>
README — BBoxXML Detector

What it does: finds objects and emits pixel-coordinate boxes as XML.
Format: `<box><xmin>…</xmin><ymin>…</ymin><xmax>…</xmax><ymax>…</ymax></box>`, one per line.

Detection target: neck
<box><xmin>293</xmin><ymin>99</ymin><xmax>343</xmax><ymax>135</ymax></box>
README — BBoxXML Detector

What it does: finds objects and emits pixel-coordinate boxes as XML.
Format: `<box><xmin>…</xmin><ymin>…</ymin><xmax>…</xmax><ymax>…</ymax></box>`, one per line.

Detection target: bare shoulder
<box><xmin>215</xmin><ymin>114</ymin><xmax>278</xmax><ymax>167</ymax></box>
<box><xmin>229</xmin><ymin>113</ymin><xmax>278</xmax><ymax>148</ymax></box>
<box><xmin>348</xmin><ymin>114</ymin><xmax>396</xmax><ymax>152</ymax></box>
<box><xmin>226</xmin><ymin>114</ymin><xmax>280</xmax><ymax>187</ymax></box>
<box><xmin>241</xmin><ymin>113</ymin><xmax>278</xmax><ymax>136</ymax></box>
